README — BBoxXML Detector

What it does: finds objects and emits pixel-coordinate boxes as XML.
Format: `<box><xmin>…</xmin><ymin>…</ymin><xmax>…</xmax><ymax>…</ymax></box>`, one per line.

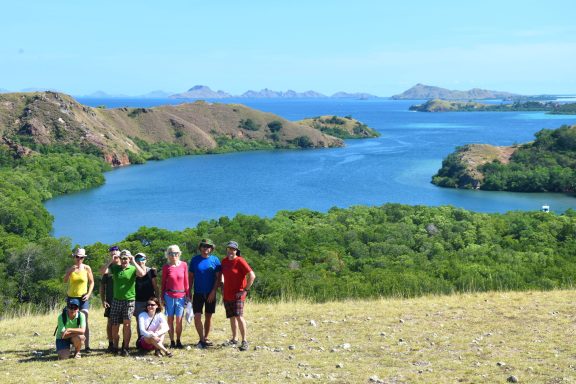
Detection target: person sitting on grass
<box><xmin>137</xmin><ymin>296</ymin><xmax>172</xmax><ymax>357</ymax></box>
<box><xmin>55</xmin><ymin>298</ymin><xmax>86</xmax><ymax>360</ymax></box>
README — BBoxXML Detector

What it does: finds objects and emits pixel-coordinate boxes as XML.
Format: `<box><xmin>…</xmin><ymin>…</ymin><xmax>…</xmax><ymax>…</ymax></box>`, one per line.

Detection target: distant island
<box><xmin>0</xmin><ymin>91</ymin><xmax>378</xmax><ymax>167</ymax></box>
<box><xmin>409</xmin><ymin>99</ymin><xmax>576</xmax><ymax>114</ymax></box>
<box><xmin>169</xmin><ymin>85</ymin><xmax>380</xmax><ymax>100</ymax></box>
<box><xmin>392</xmin><ymin>83</ymin><xmax>521</xmax><ymax>100</ymax></box>
<box><xmin>432</xmin><ymin>124</ymin><xmax>576</xmax><ymax>192</ymax></box>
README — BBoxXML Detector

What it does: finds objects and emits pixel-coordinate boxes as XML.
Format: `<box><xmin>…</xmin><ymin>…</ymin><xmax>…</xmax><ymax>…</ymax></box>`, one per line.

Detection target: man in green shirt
<box><xmin>55</xmin><ymin>298</ymin><xmax>86</xmax><ymax>359</ymax></box>
<box><xmin>100</xmin><ymin>250</ymin><xmax>146</xmax><ymax>356</ymax></box>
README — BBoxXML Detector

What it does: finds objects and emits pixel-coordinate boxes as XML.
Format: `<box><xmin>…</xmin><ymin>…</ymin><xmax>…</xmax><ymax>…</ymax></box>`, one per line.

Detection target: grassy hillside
<box><xmin>0</xmin><ymin>92</ymin><xmax>359</xmax><ymax>166</ymax></box>
<box><xmin>0</xmin><ymin>290</ymin><xmax>574</xmax><ymax>383</ymax></box>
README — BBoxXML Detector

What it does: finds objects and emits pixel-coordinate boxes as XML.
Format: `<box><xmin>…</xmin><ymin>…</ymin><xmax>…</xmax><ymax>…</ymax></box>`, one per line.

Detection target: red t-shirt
<box><xmin>221</xmin><ymin>256</ymin><xmax>252</xmax><ymax>301</ymax></box>
<box><xmin>161</xmin><ymin>261</ymin><xmax>189</xmax><ymax>298</ymax></box>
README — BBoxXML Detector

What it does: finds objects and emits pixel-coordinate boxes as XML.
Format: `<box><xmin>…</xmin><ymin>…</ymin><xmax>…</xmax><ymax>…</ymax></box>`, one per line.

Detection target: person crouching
<box><xmin>55</xmin><ymin>298</ymin><xmax>86</xmax><ymax>359</ymax></box>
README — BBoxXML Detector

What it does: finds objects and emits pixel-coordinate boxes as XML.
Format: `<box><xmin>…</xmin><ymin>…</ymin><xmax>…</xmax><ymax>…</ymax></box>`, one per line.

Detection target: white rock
<box><xmin>309</xmin><ymin>320</ymin><xmax>317</xmax><ymax>327</ymax></box>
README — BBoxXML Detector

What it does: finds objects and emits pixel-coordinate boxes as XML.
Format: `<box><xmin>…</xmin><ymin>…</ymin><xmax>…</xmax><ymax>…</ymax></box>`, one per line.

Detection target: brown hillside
<box><xmin>0</xmin><ymin>92</ymin><xmax>346</xmax><ymax>166</ymax></box>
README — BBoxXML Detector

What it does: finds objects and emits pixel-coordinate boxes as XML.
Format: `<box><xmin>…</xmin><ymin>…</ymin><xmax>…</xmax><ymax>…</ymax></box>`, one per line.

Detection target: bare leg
<box><xmin>167</xmin><ymin>315</ymin><xmax>175</xmax><ymax>342</ymax></box>
<box><xmin>122</xmin><ymin>319</ymin><xmax>131</xmax><ymax>349</ymax></box>
<box><xmin>111</xmin><ymin>324</ymin><xmax>120</xmax><ymax>349</ymax></box>
<box><xmin>81</xmin><ymin>309</ymin><xmax>90</xmax><ymax>348</ymax></box>
<box><xmin>204</xmin><ymin>313</ymin><xmax>213</xmax><ymax>340</ymax></box>
<box><xmin>71</xmin><ymin>335</ymin><xmax>85</xmax><ymax>353</ymax></box>
<box><xmin>194</xmin><ymin>313</ymin><xmax>204</xmax><ymax>341</ymax></box>
<box><xmin>107</xmin><ymin>318</ymin><xmax>113</xmax><ymax>343</ymax></box>
<box><xmin>175</xmin><ymin>316</ymin><xmax>183</xmax><ymax>342</ymax></box>
<box><xmin>229</xmin><ymin>317</ymin><xmax>238</xmax><ymax>341</ymax></box>
<box><xmin>237</xmin><ymin>315</ymin><xmax>247</xmax><ymax>341</ymax></box>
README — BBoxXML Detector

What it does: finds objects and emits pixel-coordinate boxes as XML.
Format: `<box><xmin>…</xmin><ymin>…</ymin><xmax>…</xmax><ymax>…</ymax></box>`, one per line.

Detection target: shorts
<box><xmin>192</xmin><ymin>293</ymin><xmax>216</xmax><ymax>315</ymax></box>
<box><xmin>136</xmin><ymin>336</ymin><xmax>155</xmax><ymax>351</ymax></box>
<box><xmin>164</xmin><ymin>294</ymin><xmax>186</xmax><ymax>317</ymax></box>
<box><xmin>224</xmin><ymin>299</ymin><xmax>244</xmax><ymax>318</ymax></box>
<box><xmin>134</xmin><ymin>301</ymin><xmax>148</xmax><ymax>317</ymax></box>
<box><xmin>110</xmin><ymin>299</ymin><xmax>135</xmax><ymax>325</ymax></box>
<box><xmin>67</xmin><ymin>296</ymin><xmax>90</xmax><ymax>311</ymax></box>
<box><xmin>56</xmin><ymin>338</ymin><xmax>72</xmax><ymax>351</ymax></box>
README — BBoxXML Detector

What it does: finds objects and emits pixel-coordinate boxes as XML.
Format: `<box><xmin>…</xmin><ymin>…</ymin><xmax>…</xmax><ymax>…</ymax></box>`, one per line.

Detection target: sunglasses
<box><xmin>74</xmin><ymin>256</ymin><xmax>85</xmax><ymax>259</ymax></box>
<box><xmin>168</xmin><ymin>252</ymin><xmax>180</xmax><ymax>256</ymax></box>
<box><xmin>146</xmin><ymin>303</ymin><xmax>157</xmax><ymax>307</ymax></box>
<box><xmin>68</xmin><ymin>305</ymin><xmax>79</xmax><ymax>310</ymax></box>
<box><xmin>121</xmin><ymin>257</ymin><xmax>129</xmax><ymax>261</ymax></box>
<box><xmin>201</xmin><ymin>244</ymin><xmax>213</xmax><ymax>248</ymax></box>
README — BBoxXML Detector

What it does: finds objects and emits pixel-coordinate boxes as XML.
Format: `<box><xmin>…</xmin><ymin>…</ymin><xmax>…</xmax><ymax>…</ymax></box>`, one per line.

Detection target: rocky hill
<box><xmin>392</xmin><ymin>83</ymin><xmax>520</xmax><ymax>100</ymax></box>
<box><xmin>0</xmin><ymin>92</ymin><xmax>353</xmax><ymax>166</ymax></box>
<box><xmin>170</xmin><ymin>85</ymin><xmax>232</xmax><ymax>99</ymax></box>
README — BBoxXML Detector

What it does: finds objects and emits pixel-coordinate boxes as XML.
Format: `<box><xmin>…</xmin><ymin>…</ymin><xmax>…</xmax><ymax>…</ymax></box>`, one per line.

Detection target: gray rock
<box><xmin>288</xmin><ymin>345</ymin><xmax>296</xmax><ymax>350</ymax></box>
<box><xmin>507</xmin><ymin>376</ymin><xmax>519</xmax><ymax>383</ymax></box>
<box><xmin>497</xmin><ymin>362</ymin><xmax>506</xmax><ymax>367</ymax></box>
<box><xmin>336</xmin><ymin>363</ymin><xmax>344</xmax><ymax>368</ymax></box>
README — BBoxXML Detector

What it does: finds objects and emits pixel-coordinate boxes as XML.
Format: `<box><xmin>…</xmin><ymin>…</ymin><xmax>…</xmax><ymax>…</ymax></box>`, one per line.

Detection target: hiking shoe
<box><xmin>222</xmin><ymin>339</ymin><xmax>238</xmax><ymax>347</ymax></box>
<box><xmin>106</xmin><ymin>343</ymin><xmax>115</xmax><ymax>353</ymax></box>
<box><xmin>120</xmin><ymin>348</ymin><xmax>130</xmax><ymax>357</ymax></box>
<box><xmin>196</xmin><ymin>341</ymin><xmax>207</xmax><ymax>349</ymax></box>
<box><xmin>239</xmin><ymin>340</ymin><xmax>249</xmax><ymax>351</ymax></box>
<box><xmin>176</xmin><ymin>340</ymin><xmax>184</xmax><ymax>349</ymax></box>
<box><xmin>170</xmin><ymin>340</ymin><xmax>176</xmax><ymax>348</ymax></box>
<box><xmin>84</xmin><ymin>347</ymin><xmax>92</xmax><ymax>354</ymax></box>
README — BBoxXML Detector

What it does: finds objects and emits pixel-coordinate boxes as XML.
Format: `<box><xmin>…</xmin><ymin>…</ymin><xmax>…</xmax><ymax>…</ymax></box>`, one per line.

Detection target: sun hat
<box><xmin>226</xmin><ymin>241</ymin><xmax>240</xmax><ymax>251</ymax></box>
<box><xmin>135</xmin><ymin>252</ymin><xmax>147</xmax><ymax>261</ymax></box>
<box><xmin>120</xmin><ymin>249</ymin><xmax>132</xmax><ymax>257</ymax></box>
<box><xmin>74</xmin><ymin>248</ymin><xmax>87</xmax><ymax>258</ymax></box>
<box><xmin>109</xmin><ymin>245</ymin><xmax>120</xmax><ymax>252</ymax></box>
<box><xmin>198</xmin><ymin>238</ymin><xmax>215</xmax><ymax>249</ymax></box>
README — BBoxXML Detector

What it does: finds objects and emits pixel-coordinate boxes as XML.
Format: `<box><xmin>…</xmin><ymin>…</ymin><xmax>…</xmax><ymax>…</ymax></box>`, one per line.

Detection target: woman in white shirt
<box><xmin>137</xmin><ymin>296</ymin><xmax>172</xmax><ymax>357</ymax></box>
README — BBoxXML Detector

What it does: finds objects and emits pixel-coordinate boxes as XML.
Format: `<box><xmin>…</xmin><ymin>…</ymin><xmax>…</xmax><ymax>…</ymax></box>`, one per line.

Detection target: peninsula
<box><xmin>409</xmin><ymin>99</ymin><xmax>576</xmax><ymax>114</ymax></box>
<box><xmin>0</xmin><ymin>92</ymin><xmax>376</xmax><ymax>167</ymax></box>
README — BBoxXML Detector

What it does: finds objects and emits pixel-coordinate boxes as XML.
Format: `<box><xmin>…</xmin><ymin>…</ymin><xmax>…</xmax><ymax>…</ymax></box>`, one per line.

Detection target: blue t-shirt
<box><xmin>188</xmin><ymin>254</ymin><xmax>221</xmax><ymax>294</ymax></box>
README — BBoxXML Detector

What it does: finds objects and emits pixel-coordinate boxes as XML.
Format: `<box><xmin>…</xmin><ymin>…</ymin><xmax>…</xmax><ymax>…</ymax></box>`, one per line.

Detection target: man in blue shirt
<box><xmin>188</xmin><ymin>238</ymin><xmax>221</xmax><ymax>348</ymax></box>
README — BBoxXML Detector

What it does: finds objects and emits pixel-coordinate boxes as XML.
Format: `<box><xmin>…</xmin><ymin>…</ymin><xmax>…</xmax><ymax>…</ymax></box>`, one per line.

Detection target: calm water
<box><xmin>45</xmin><ymin>98</ymin><xmax>576</xmax><ymax>246</ymax></box>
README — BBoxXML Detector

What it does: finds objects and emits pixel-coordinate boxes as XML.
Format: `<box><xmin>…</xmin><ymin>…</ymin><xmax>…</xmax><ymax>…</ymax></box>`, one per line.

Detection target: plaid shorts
<box><xmin>224</xmin><ymin>299</ymin><xmax>244</xmax><ymax>318</ymax></box>
<box><xmin>110</xmin><ymin>299</ymin><xmax>135</xmax><ymax>325</ymax></box>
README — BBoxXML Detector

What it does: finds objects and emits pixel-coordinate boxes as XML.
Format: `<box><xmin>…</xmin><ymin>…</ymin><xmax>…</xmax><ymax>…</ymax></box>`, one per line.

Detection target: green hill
<box><xmin>0</xmin><ymin>92</ymin><xmax>367</xmax><ymax>166</ymax></box>
<box><xmin>409</xmin><ymin>99</ymin><xmax>576</xmax><ymax>113</ymax></box>
<box><xmin>432</xmin><ymin>124</ymin><xmax>576</xmax><ymax>191</ymax></box>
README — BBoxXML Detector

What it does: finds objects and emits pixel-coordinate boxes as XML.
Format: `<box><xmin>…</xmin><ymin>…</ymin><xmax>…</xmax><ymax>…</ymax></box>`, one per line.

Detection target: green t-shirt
<box><xmin>55</xmin><ymin>310</ymin><xmax>86</xmax><ymax>339</ymax></box>
<box><xmin>110</xmin><ymin>264</ymin><xmax>137</xmax><ymax>301</ymax></box>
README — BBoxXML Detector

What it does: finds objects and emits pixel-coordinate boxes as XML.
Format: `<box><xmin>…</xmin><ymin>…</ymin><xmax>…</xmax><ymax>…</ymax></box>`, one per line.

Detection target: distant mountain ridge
<box><xmin>169</xmin><ymin>85</ymin><xmax>379</xmax><ymax>99</ymax></box>
<box><xmin>392</xmin><ymin>83</ymin><xmax>520</xmax><ymax>100</ymax></box>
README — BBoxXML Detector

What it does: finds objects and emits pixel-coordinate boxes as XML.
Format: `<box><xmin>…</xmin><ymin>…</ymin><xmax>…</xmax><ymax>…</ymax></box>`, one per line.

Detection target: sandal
<box><xmin>165</xmin><ymin>351</ymin><xmax>173</xmax><ymax>358</ymax></box>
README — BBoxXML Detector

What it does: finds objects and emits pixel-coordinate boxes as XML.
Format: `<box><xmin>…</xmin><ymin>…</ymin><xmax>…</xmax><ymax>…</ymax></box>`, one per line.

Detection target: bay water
<box><xmin>45</xmin><ymin>98</ymin><xmax>576</xmax><ymax>246</ymax></box>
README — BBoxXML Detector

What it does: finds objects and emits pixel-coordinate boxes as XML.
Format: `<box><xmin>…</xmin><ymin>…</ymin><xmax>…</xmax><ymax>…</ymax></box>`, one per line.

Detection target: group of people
<box><xmin>54</xmin><ymin>239</ymin><xmax>256</xmax><ymax>359</ymax></box>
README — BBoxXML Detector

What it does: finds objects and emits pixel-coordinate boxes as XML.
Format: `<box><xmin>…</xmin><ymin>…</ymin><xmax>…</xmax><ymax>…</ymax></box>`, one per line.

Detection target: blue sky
<box><xmin>2</xmin><ymin>0</ymin><xmax>575</xmax><ymax>96</ymax></box>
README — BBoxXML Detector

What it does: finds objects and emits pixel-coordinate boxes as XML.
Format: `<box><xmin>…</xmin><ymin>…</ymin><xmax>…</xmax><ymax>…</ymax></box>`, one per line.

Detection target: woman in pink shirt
<box><xmin>161</xmin><ymin>244</ymin><xmax>189</xmax><ymax>349</ymax></box>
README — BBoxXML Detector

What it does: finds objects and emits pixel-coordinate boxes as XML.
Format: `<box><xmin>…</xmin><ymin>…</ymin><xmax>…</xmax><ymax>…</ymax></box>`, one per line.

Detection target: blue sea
<box><xmin>44</xmin><ymin>98</ymin><xmax>576</xmax><ymax>246</ymax></box>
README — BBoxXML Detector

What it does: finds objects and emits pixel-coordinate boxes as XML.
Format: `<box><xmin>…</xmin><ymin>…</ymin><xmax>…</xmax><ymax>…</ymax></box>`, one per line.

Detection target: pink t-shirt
<box><xmin>161</xmin><ymin>262</ymin><xmax>189</xmax><ymax>298</ymax></box>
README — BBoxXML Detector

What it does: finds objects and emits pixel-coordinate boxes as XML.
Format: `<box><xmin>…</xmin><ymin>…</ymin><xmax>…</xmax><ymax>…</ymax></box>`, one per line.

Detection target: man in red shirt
<box><xmin>220</xmin><ymin>241</ymin><xmax>255</xmax><ymax>351</ymax></box>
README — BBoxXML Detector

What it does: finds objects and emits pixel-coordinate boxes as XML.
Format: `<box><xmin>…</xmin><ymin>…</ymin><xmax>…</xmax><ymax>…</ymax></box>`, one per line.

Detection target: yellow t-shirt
<box><xmin>67</xmin><ymin>269</ymin><xmax>88</xmax><ymax>297</ymax></box>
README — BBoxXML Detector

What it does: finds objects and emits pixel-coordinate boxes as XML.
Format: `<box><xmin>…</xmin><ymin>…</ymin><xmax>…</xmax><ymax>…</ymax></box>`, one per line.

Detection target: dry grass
<box><xmin>1</xmin><ymin>290</ymin><xmax>575</xmax><ymax>383</ymax></box>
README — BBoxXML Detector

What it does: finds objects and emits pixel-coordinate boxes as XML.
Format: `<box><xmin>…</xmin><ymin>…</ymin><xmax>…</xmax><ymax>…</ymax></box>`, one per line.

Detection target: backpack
<box><xmin>53</xmin><ymin>307</ymin><xmax>81</xmax><ymax>336</ymax></box>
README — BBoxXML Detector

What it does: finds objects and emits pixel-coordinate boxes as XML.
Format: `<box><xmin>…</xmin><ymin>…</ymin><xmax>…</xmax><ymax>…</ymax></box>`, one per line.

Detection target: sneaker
<box><xmin>106</xmin><ymin>343</ymin><xmax>115</xmax><ymax>353</ymax></box>
<box><xmin>120</xmin><ymin>348</ymin><xmax>130</xmax><ymax>357</ymax></box>
<box><xmin>222</xmin><ymin>339</ymin><xmax>238</xmax><ymax>347</ymax></box>
<box><xmin>73</xmin><ymin>351</ymin><xmax>81</xmax><ymax>359</ymax></box>
<box><xmin>239</xmin><ymin>340</ymin><xmax>249</xmax><ymax>351</ymax></box>
<box><xmin>176</xmin><ymin>340</ymin><xmax>184</xmax><ymax>349</ymax></box>
<box><xmin>170</xmin><ymin>340</ymin><xmax>176</xmax><ymax>349</ymax></box>
<box><xmin>84</xmin><ymin>347</ymin><xmax>92</xmax><ymax>354</ymax></box>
